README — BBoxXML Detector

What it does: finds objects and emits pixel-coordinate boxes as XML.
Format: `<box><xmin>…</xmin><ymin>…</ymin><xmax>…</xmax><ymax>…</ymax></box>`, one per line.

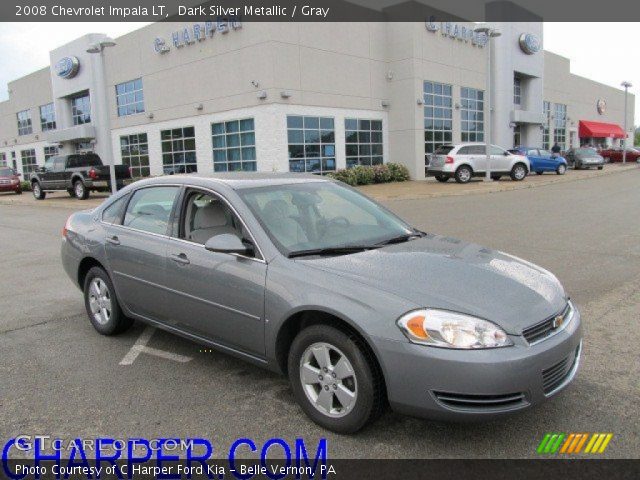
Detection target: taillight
<box><xmin>445</xmin><ymin>156</ymin><xmax>454</xmax><ymax>164</ymax></box>
<box><xmin>63</xmin><ymin>215</ymin><xmax>72</xmax><ymax>238</ymax></box>
<box><xmin>88</xmin><ymin>168</ymin><xmax>98</xmax><ymax>179</ymax></box>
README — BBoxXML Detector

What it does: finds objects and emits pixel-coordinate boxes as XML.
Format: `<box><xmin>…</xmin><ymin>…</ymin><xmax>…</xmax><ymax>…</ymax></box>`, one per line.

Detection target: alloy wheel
<box><xmin>88</xmin><ymin>278</ymin><xmax>112</xmax><ymax>325</ymax></box>
<box><xmin>299</xmin><ymin>342</ymin><xmax>358</xmax><ymax>418</ymax></box>
<box><xmin>75</xmin><ymin>182</ymin><xmax>85</xmax><ymax>198</ymax></box>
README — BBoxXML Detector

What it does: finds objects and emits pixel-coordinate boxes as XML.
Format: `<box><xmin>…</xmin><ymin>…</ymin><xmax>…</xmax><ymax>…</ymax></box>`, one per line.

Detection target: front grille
<box><xmin>522</xmin><ymin>303</ymin><xmax>571</xmax><ymax>344</ymax></box>
<box><xmin>542</xmin><ymin>345</ymin><xmax>580</xmax><ymax>395</ymax></box>
<box><xmin>433</xmin><ymin>391</ymin><xmax>528</xmax><ymax>412</ymax></box>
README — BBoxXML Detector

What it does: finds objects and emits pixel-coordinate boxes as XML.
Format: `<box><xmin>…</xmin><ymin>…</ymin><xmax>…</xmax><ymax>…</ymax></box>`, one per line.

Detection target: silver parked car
<box><xmin>427</xmin><ymin>143</ymin><xmax>530</xmax><ymax>183</ymax></box>
<box><xmin>61</xmin><ymin>173</ymin><xmax>582</xmax><ymax>433</ymax></box>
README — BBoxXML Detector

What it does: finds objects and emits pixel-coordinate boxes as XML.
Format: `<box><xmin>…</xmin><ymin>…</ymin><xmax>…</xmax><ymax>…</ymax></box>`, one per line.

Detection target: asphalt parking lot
<box><xmin>1</xmin><ymin>168</ymin><xmax>639</xmax><ymax>459</ymax></box>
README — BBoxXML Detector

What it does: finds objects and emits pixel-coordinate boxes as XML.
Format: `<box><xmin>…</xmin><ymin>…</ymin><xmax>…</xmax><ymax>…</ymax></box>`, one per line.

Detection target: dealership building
<box><xmin>0</xmin><ymin>21</ymin><xmax>635</xmax><ymax>181</ymax></box>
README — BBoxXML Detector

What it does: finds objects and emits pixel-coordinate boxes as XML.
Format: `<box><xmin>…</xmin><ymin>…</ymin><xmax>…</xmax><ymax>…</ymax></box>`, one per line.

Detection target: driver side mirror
<box><xmin>204</xmin><ymin>234</ymin><xmax>251</xmax><ymax>255</ymax></box>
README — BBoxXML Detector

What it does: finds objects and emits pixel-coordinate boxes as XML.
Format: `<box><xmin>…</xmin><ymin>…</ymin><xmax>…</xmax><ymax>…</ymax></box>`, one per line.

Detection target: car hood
<box><xmin>298</xmin><ymin>234</ymin><xmax>567</xmax><ymax>334</ymax></box>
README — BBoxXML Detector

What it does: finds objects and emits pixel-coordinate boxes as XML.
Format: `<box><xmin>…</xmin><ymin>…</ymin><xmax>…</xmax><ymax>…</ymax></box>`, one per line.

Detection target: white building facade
<box><xmin>0</xmin><ymin>22</ymin><xmax>634</xmax><ymax>180</ymax></box>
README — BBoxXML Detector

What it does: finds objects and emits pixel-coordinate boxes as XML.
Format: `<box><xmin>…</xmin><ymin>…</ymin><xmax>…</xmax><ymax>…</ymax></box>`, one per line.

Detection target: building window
<box><xmin>513</xmin><ymin>77</ymin><xmax>522</xmax><ymax>107</ymax></box>
<box><xmin>287</xmin><ymin>115</ymin><xmax>335</xmax><ymax>174</ymax></box>
<box><xmin>21</xmin><ymin>149</ymin><xmax>37</xmax><ymax>177</ymax></box>
<box><xmin>161</xmin><ymin>126</ymin><xmax>197</xmax><ymax>174</ymax></box>
<box><xmin>71</xmin><ymin>94</ymin><xmax>91</xmax><ymax>125</ymax></box>
<box><xmin>40</xmin><ymin>103</ymin><xmax>56</xmax><ymax>131</ymax></box>
<box><xmin>554</xmin><ymin>103</ymin><xmax>567</xmax><ymax>149</ymax></box>
<box><xmin>44</xmin><ymin>146</ymin><xmax>58</xmax><ymax>160</ymax></box>
<box><xmin>120</xmin><ymin>133</ymin><xmax>150</xmax><ymax>178</ymax></box>
<box><xmin>116</xmin><ymin>78</ymin><xmax>144</xmax><ymax>117</ymax></box>
<box><xmin>423</xmin><ymin>81</ymin><xmax>453</xmax><ymax>163</ymax></box>
<box><xmin>211</xmin><ymin>119</ymin><xmax>257</xmax><ymax>172</ymax></box>
<box><xmin>543</xmin><ymin>101</ymin><xmax>551</xmax><ymax>150</ymax></box>
<box><xmin>461</xmin><ymin>87</ymin><xmax>484</xmax><ymax>143</ymax></box>
<box><xmin>344</xmin><ymin>119</ymin><xmax>383</xmax><ymax>168</ymax></box>
<box><xmin>513</xmin><ymin>125</ymin><xmax>522</xmax><ymax>148</ymax></box>
<box><xmin>0</xmin><ymin>153</ymin><xmax>6</xmax><ymax>166</ymax></box>
<box><xmin>75</xmin><ymin>142</ymin><xmax>93</xmax><ymax>153</ymax></box>
<box><xmin>17</xmin><ymin>110</ymin><xmax>32</xmax><ymax>136</ymax></box>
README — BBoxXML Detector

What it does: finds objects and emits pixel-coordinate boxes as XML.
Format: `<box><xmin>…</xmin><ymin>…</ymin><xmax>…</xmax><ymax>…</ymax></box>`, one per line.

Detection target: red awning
<box><xmin>578</xmin><ymin>120</ymin><xmax>625</xmax><ymax>139</ymax></box>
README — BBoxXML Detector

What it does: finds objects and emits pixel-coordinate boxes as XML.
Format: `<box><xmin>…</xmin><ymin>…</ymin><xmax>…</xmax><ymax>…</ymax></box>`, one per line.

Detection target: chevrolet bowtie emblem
<box><xmin>552</xmin><ymin>315</ymin><xmax>564</xmax><ymax>329</ymax></box>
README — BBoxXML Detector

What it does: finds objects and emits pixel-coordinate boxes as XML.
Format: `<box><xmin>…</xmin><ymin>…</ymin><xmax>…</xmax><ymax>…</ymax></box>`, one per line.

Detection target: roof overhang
<box><xmin>578</xmin><ymin>120</ymin><xmax>625</xmax><ymax>139</ymax></box>
<box><xmin>45</xmin><ymin>124</ymin><xmax>96</xmax><ymax>143</ymax></box>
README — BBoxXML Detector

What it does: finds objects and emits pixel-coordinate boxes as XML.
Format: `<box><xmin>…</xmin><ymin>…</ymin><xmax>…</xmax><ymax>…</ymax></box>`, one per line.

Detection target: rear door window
<box><xmin>123</xmin><ymin>186</ymin><xmax>180</xmax><ymax>235</ymax></box>
<box><xmin>434</xmin><ymin>145</ymin><xmax>454</xmax><ymax>155</ymax></box>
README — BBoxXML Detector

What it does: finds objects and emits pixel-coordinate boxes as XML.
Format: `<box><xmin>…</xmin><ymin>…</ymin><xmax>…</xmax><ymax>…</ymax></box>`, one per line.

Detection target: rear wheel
<box><xmin>74</xmin><ymin>180</ymin><xmax>90</xmax><ymax>200</ymax></box>
<box><xmin>83</xmin><ymin>266</ymin><xmax>132</xmax><ymax>335</ymax></box>
<box><xmin>556</xmin><ymin>164</ymin><xmax>567</xmax><ymax>175</ymax></box>
<box><xmin>434</xmin><ymin>174</ymin><xmax>449</xmax><ymax>183</ymax></box>
<box><xmin>288</xmin><ymin>324</ymin><xmax>383</xmax><ymax>433</ymax></box>
<box><xmin>32</xmin><ymin>181</ymin><xmax>45</xmax><ymax>200</ymax></box>
<box><xmin>510</xmin><ymin>163</ymin><xmax>528</xmax><ymax>181</ymax></box>
<box><xmin>454</xmin><ymin>165</ymin><xmax>473</xmax><ymax>184</ymax></box>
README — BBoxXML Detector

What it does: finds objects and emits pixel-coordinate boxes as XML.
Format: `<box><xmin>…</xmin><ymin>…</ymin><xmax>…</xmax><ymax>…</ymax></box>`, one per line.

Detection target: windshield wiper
<box><xmin>288</xmin><ymin>245</ymin><xmax>379</xmax><ymax>258</ymax></box>
<box><xmin>374</xmin><ymin>230</ymin><xmax>425</xmax><ymax>246</ymax></box>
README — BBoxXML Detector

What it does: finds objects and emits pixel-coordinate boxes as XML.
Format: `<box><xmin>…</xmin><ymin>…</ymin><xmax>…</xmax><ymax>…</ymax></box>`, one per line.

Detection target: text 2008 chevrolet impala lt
<box><xmin>61</xmin><ymin>173</ymin><xmax>582</xmax><ymax>433</ymax></box>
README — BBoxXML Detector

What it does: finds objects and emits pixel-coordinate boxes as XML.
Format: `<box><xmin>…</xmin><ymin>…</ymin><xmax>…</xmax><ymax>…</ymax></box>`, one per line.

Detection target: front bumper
<box><xmin>372</xmin><ymin>307</ymin><xmax>583</xmax><ymax>421</ymax></box>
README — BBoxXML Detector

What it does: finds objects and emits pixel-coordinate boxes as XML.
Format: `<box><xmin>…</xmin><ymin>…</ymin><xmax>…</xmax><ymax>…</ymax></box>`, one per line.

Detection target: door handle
<box><xmin>170</xmin><ymin>253</ymin><xmax>190</xmax><ymax>265</ymax></box>
<box><xmin>106</xmin><ymin>235</ymin><xmax>120</xmax><ymax>246</ymax></box>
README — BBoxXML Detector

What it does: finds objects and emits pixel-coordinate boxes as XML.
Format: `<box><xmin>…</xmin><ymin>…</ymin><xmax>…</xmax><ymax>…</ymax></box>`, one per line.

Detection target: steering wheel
<box><xmin>325</xmin><ymin>216</ymin><xmax>351</xmax><ymax>228</ymax></box>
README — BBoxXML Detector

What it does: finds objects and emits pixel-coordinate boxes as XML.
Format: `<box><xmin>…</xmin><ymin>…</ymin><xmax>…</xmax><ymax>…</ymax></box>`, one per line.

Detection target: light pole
<box><xmin>474</xmin><ymin>25</ymin><xmax>501</xmax><ymax>182</ymax></box>
<box><xmin>621</xmin><ymin>81</ymin><xmax>632</xmax><ymax>164</ymax></box>
<box><xmin>87</xmin><ymin>38</ymin><xmax>117</xmax><ymax>194</ymax></box>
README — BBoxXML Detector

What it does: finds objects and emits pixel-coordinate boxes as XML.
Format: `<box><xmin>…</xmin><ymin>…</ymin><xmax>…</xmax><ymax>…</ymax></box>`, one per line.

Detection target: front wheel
<box><xmin>434</xmin><ymin>174</ymin><xmax>449</xmax><ymax>183</ymax></box>
<box><xmin>510</xmin><ymin>163</ymin><xmax>528</xmax><ymax>181</ymax></box>
<box><xmin>454</xmin><ymin>165</ymin><xmax>473</xmax><ymax>184</ymax></box>
<box><xmin>74</xmin><ymin>180</ymin><xmax>90</xmax><ymax>200</ymax></box>
<box><xmin>288</xmin><ymin>325</ymin><xmax>383</xmax><ymax>433</ymax></box>
<box><xmin>83</xmin><ymin>266</ymin><xmax>132</xmax><ymax>335</ymax></box>
<box><xmin>557</xmin><ymin>164</ymin><xmax>567</xmax><ymax>175</ymax></box>
<box><xmin>32</xmin><ymin>182</ymin><xmax>45</xmax><ymax>200</ymax></box>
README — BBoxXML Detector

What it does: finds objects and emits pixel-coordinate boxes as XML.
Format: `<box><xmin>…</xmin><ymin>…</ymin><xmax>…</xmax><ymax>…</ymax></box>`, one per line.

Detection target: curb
<box><xmin>363</xmin><ymin>164</ymin><xmax>639</xmax><ymax>202</ymax></box>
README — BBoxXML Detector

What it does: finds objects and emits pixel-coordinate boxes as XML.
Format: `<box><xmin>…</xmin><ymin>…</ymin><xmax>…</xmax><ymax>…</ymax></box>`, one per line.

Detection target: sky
<box><xmin>0</xmin><ymin>22</ymin><xmax>637</xmax><ymax>124</ymax></box>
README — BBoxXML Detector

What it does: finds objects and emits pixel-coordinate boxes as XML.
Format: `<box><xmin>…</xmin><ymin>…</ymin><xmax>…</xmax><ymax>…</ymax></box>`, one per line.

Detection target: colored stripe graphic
<box><xmin>539</xmin><ymin>433</ymin><xmax>613</xmax><ymax>454</ymax></box>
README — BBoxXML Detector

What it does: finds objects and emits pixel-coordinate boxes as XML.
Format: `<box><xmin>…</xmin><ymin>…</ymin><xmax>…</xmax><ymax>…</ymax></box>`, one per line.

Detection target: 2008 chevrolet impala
<box><xmin>61</xmin><ymin>173</ymin><xmax>582</xmax><ymax>433</ymax></box>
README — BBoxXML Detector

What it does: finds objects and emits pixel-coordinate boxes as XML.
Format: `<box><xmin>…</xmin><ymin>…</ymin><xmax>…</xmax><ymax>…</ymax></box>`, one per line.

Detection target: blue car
<box><xmin>508</xmin><ymin>147</ymin><xmax>568</xmax><ymax>175</ymax></box>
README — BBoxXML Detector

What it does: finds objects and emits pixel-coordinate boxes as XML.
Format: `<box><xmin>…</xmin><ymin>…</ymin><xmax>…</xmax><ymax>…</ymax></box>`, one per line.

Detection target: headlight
<box><xmin>397</xmin><ymin>309</ymin><xmax>512</xmax><ymax>349</ymax></box>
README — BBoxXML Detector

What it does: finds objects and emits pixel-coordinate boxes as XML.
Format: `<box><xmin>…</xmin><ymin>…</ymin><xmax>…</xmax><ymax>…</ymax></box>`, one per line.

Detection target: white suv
<box><xmin>427</xmin><ymin>143</ymin><xmax>530</xmax><ymax>183</ymax></box>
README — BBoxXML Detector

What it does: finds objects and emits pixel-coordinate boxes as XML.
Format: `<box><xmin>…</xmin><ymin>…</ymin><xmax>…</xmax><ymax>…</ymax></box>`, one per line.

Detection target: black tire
<box><xmin>73</xmin><ymin>179</ymin><xmax>90</xmax><ymax>200</ymax></box>
<box><xmin>575</xmin><ymin>162</ymin><xmax>582</xmax><ymax>170</ymax></box>
<box><xmin>15</xmin><ymin>189</ymin><xmax>22</xmax><ymax>195</ymax></box>
<box><xmin>434</xmin><ymin>174</ymin><xmax>449</xmax><ymax>183</ymax></box>
<box><xmin>288</xmin><ymin>324</ymin><xmax>384</xmax><ymax>434</ymax></box>
<box><xmin>83</xmin><ymin>266</ymin><xmax>133</xmax><ymax>335</ymax></box>
<box><xmin>32</xmin><ymin>181</ymin><xmax>45</xmax><ymax>200</ymax></box>
<box><xmin>556</xmin><ymin>164</ymin><xmax>567</xmax><ymax>175</ymax></box>
<box><xmin>510</xmin><ymin>162</ymin><xmax>528</xmax><ymax>181</ymax></box>
<box><xmin>67</xmin><ymin>189</ymin><xmax>75</xmax><ymax>197</ymax></box>
<box><xmin>597</xmin><ymin>166</ymin><xmax>604</xmax><ymax>170</ymax></box>
<box><xmin>454</xmin><ymin>165</ymin><xmax>473</xmax><ymax>184</ymax></box>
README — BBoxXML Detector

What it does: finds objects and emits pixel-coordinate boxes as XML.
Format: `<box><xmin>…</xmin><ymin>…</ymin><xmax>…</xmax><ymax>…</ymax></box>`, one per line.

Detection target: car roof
<box><xmin>132</xmin><ymin>172</ymin><xmax>333</xmax><ymax>190</ymax></box>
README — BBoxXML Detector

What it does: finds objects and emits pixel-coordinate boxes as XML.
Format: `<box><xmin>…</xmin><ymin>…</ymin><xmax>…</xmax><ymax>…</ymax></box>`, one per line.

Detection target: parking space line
<box><xmin>119</xmin><ymin>326</ymin><xmax>192</xmax><ymax>365</ymax></box>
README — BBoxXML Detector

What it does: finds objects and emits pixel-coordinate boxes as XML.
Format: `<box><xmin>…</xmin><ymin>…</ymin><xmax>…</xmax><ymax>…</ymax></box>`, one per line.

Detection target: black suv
<box><xmin>30</xmin><ymin>153</ymin><xmax>131</xmax><ymax>200</ymax></box>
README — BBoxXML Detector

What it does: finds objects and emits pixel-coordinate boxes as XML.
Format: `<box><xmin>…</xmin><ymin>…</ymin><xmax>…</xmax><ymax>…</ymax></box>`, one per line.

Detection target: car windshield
<box><xmin>238</xmin><ymin>181</ymin><xmax>415</xmax><ymax>256</ymax></box>
<box><xmin>0</xmin><ymin>168</ymin><xmax>14</xmax><ymax>176</ymax></box>
<box><xmin>575</xmin><ymin>148</ymin><xmax>597</xmax><ymax>155</ymax></box>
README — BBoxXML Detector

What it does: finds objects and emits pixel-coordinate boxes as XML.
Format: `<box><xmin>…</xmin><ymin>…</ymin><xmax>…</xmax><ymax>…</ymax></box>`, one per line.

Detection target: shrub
<box><xmin>329</xmin><ymin>163</ymin><xmax>410</xmax><ymax>186</ymax></box>
<box><xmin>328</xmin><ymin>169</ymin><xmax>357</xmax><ymax>186</ymax></box>
<box><xmin>351</xmin><ymin>165</ymin><xmax>375</xmax><ymax>185</ymax></box>
<box><xmin>386</xmin><ymin>163</ymin><xmax>411</xmax><ymax>182</ymax></box>
<box><xmin>372</xmin><ymin>164</ymin><xmax>393</xmax><ymax>183</ymax></box>
<box><xmin>20</xmin><ymin>181</ymin><xmax>31</xmax><ymax>191</ymax></box>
